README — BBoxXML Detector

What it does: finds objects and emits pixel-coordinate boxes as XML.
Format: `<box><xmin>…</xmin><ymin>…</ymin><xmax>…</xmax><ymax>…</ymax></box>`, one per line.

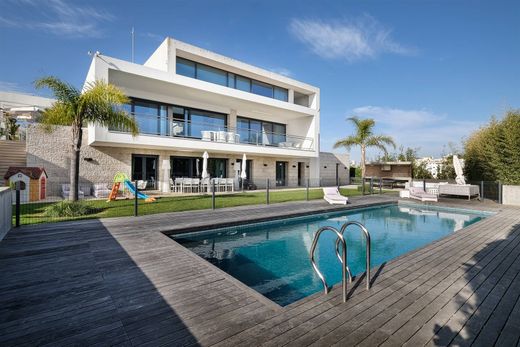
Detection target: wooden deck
<box><xmin>0</xmin><ymin>196</ymin><xmax>519</xmax><ymax>346</ymax></box>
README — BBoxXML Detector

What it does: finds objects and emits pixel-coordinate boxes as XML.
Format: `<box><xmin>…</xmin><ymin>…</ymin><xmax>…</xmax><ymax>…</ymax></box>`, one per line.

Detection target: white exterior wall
<box><xmin>503</xmin><ymin>185</ymin><xmax>520</xmax><ymax>206</ymax></box>
<box><xmin>84</xmin><ymin>37</ymin><xmax>320</xmax><ymax>180</ymax></box>
<box><xmin>0</xmin><ymin>187</ymin><xmax>11</xmax><ymax>241</ymax></box>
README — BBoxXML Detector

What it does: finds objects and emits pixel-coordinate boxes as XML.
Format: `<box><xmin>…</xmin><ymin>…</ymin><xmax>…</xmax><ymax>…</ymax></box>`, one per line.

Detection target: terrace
<box><xmin>109</xmin><ymin>113</ymin><xmax>315</xmax><ymax>151</ymax></box>
<box><xmin>1</xmin><ymin>195</ymin><xmax>519</xmax><ymax>345</ymax></box>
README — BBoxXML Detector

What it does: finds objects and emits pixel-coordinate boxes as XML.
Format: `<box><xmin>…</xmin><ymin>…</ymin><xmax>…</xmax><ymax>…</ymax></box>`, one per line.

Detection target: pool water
<box><xmin>172</xmin><ymin>203</ymin><xmax>488</xmax><ymax>306</ymax></box>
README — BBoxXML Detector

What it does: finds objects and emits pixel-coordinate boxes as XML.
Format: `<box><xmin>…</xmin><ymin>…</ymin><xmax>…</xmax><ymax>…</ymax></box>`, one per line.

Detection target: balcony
<box><xmin>110</xmin><ymin>113</ymin><xmax>314</xmax><ymax>151</ymax></box>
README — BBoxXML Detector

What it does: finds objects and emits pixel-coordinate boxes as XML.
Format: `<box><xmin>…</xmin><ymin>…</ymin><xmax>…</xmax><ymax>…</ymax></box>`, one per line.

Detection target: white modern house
<box><xmin>24</xmin><ymin>37</ymin><xmax>349</xmax><ymax>193</ymax></box>
<box><xmin>82</xmin><ymin>38</ymin><xmax>323</xmax><ymax>190</ymax></box>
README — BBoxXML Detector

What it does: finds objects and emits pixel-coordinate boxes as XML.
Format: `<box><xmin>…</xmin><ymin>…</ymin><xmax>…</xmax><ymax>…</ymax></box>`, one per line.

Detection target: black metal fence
<box><xmin>9</xmin><ymin>177</ymin><xmax>387</xmax><ymax>226</ymax></box>
<box><xmin>9</xmin><ymin>177</ymin><xmax>503</xmax><ymax>226</ymax></box>
<box><xmin>410</xmin><ymin>179</ymin><xmax>502</xmax><ymax>203</ymax></box>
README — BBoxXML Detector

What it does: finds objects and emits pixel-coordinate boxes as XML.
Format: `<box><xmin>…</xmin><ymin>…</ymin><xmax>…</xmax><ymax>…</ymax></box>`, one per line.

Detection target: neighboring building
<box><xmin>416</xmin><ymin>156</ymin><xmax>444</xmax><ymax>178</ymax></box>
<box><xmin>0</xmin><ymin>92</ymin><xmax>54</xmax><ymax>183</ymax></box>
<box><xmin>0</xmin><ymin>91</ymin><xmax>55</xmax><ymax>139</ymax></box>
<box><xmin>416</xmin><ymin>156</ymin><xmax>461</xmax><ymax>179</ymax></box>
<box><xmin>25</xmin><ymin>37</ymin><xmax>348</xmax><ymax>193</ymax></box>
<box><xmin>365</xmin><ymin>161</ymin><xmax>412</xmax><ymax>181</ymax></box>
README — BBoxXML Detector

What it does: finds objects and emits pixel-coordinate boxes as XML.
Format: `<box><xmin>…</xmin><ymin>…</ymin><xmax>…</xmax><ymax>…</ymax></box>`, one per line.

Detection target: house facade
<box><xmin>86</xmin><ymin>37</ymin><xmax>321</xmax><ymax>190</ymax></box>
<box><xmin>26</xmin><ymin>38</ymin><xmax>349</xmax><ymax>193</ymax></box>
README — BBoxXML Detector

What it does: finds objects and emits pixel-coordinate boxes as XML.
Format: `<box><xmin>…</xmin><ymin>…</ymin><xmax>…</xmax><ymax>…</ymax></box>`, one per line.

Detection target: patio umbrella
<box><xmin>202</xmin><ymin>151</ymin><xmax>209</xmax><ymax>179</ymax></box>
<box><xmin>240</xmin><ymin>154</ymin><xmax>247</xmax><ymax>180</ymax></box>
<box><xmin>453</xmin><ymin>155</ymin><xmax>466</xmax><ymax>185</ymax></box>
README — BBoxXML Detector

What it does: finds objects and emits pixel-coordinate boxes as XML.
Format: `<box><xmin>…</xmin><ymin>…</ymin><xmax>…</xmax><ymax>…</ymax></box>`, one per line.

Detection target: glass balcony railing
<box><xmin>109</xmin><ymin>113</ymin><xmax>315</xmax><ymax>151</ymax></box>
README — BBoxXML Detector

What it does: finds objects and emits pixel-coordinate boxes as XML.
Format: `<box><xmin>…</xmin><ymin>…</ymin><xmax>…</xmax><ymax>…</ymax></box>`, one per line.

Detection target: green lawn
<box><xmin>16</xmin><ymin>187</ymin><xmax>393</xmax><ymax>225</ymax></box>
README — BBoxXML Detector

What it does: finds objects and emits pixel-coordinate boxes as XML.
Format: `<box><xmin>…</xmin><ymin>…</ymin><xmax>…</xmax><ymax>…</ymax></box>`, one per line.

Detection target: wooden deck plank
<box><xmin>259</xmin><ymin>212</ymin><xmax>514</xmax><ymax>347</ymax></box>
<box><xmin>0</xmin><ymin>196</ymin><xmax>519</xmax><ymax>346</ymax></box>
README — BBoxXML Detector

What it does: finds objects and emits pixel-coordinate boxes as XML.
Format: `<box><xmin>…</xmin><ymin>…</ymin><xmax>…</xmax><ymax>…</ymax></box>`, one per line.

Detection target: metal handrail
<box><xmin>335</xmin><ymin>221</ymin><xmax>371</xmax><ymax>290</ymax></box>
<box><xmin>310</xmin><ymin>226</ymin><xmax>348</xmax><ymax>302</ymax></box>
<box><xmin>109</xmin><ymin>112</ymin><xmax>315</xmax><ymax>150</ymax></box>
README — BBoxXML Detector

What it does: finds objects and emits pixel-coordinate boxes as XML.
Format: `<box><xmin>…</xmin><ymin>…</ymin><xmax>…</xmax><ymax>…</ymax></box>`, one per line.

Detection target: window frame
<box><xmin>176</xmin><ymin>57</ymin><xmax>289</xmax><ymax>102</ymax></box>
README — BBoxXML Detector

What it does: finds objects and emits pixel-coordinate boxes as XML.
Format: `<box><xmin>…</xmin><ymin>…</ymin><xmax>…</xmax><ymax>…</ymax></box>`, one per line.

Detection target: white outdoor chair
<box><xmin>323</xmin><ymin>187</ymin><xmax>348</xmax><ymax>205</ymax></box>
<box><xmin>137</xmin><ymin>180</ymin><xmax>148</xmax><ymax>190</ymax></box>
<box><xmin>217</xmin><ymin>131</ymin><xmax>227</xmax><ymax>142</ymax></box>
<box><xmin>173</xmin><ymin>178</ymin><xmax>183</xmax><ymax>193</ymax></box>
<box><xmin>226</xmin><ymin>178</ymin><xmax>234</xmax><ymax>192</ymax></box>
<box><xmin>200</xmin><ymin>177</ymin><xmax>210</xmax><ymax>193</ymax></box>
<box><xmin>191</xmin><ymin>178</ymin><xmax>200</xmax><ymax>193</ymax></box>
<box><xmin>201</xmin><ymin>131</ymin><xmax>212</xmax><ymax>141</ymax></box>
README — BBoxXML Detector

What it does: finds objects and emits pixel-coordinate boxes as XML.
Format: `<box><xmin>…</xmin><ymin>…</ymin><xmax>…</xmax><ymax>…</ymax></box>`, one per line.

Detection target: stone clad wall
<box><xmin>319</xmin><ymin>152</ymin><xmax>350</xmax><ymax>186</ymax></box>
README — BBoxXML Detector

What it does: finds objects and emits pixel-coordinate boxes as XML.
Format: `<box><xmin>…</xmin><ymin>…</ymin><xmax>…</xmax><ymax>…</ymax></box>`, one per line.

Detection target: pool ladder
<box><xmin>309</xmin><ymin>221</ymin><xmax>371</xmax><ymax>303</ymax></box>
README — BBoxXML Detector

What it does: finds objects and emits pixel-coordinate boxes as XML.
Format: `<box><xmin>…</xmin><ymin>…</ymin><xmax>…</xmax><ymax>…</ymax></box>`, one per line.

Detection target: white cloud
<box><xmin>0</xmin><ymin>81</ymin><xmax>30</xmax><ymax>93</ymax></box>
<box><xmin>289</xmin><ymin>15</ymin><xmax>415</xmax><ymax>62</ymax></box>
<box><xmin>333</xmin><ymin>106</ymin><xmax>481</xmax><ymax>159</ymax></box>
<box><xmin>139</xmin><ymin>32</ymin><xmax>165</xmax><ymax>42</ymax></box>
<box><xmin>0</xmin><ymin>0</ymin><xmax>113</xmax><ymax>38</ymax></box>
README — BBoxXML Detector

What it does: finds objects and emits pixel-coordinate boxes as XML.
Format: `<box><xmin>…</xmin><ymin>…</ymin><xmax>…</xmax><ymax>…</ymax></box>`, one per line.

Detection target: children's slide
<box><xmin>123</xmin><ymin>180</ymin><xmax>156</xmax><ymax>202</ymax></box>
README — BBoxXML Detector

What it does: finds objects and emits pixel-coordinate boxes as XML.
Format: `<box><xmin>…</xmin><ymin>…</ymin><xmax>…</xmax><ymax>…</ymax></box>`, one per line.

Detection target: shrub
<box><xmin>464</xmin><ymin>110</ymin><xmax>520</xmax><ymax>184</ymax></box>
<box><xmin>44</xmin><ymin>201</ymin><xmax>99</xmax><ymax>218</ymax></box>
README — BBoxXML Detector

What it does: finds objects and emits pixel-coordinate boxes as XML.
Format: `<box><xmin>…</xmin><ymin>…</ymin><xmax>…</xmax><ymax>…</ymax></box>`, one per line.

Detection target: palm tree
<box><xmin>333</xmin><ymin>116</ymin><xmax>396</xmax><ymax>178</ymax></box>
<box><xmin>35</xmin><ymin>76</ymin><xmax>138</xmax><ymax>201</ymax></box>
<box><xmin>0</xmin><ymin>113</ymin><xmax>20</xmax><ymax>140</ymax></box>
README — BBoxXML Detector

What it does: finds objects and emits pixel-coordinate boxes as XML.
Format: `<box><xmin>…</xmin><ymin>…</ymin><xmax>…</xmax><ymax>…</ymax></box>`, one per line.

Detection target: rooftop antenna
<box><xmin>131</xmin><ymin>26</ymin><xmax>135</xmax><ymax>63</ymax></box>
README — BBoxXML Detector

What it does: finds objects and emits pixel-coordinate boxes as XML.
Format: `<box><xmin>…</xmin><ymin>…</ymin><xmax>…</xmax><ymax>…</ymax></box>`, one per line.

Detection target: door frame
<box><xmin>276</xmin><ymin>161</ymin><xmax>288</xmax><ymax>186</ymax></box>
<box><xmin>131</xmin><ymin>154</ymin><xmax>159</xmax><ymax>189</ymax></box>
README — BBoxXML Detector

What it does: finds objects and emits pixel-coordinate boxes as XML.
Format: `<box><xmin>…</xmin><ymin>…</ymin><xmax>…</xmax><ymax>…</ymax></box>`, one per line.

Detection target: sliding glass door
<box><xmin>131</xmin><ymin>155</ymin><xmax>158</xmax><ymax>189</ymax></box>
<box><xmin>276</xmin><ymin>161</ymin><xmax>288</xmax><ymax>186</ymax></box>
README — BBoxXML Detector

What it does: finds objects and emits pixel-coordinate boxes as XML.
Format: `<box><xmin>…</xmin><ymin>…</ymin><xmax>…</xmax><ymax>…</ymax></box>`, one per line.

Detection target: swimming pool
<box><xmin>172</xmin><ymin>203</ymin><xmax>489</xmax><ymax>306</ymax></box>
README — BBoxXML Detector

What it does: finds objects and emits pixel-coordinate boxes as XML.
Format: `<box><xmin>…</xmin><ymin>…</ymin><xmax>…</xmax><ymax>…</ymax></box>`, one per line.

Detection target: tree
<box><xmin>35</xmin><ymin>77</ymin><xmax>139</xmax><ymax>200</ymax></box>
<box><xmin>333</xmin><ymin>116</ymin><xmax>396</xmax><ymax>177</ymax></box>
<box><xmin>437</xmin><ymin>155</ymin><xmax>456</xmax><ymax>180</ymax></box>
<box><xmin>464</xmin><ymin>110</ymin><xmax>520</xmax><ymax>184</ymax></box>
<box><xmin>413</xmin><ymin>161</ymin><xmax>433</xmax><ymax>179</ymax></box>
<box><xmin>0</xmin><ymin>113</ymin><xmax>20</xmax><ymax>140</ymax></box>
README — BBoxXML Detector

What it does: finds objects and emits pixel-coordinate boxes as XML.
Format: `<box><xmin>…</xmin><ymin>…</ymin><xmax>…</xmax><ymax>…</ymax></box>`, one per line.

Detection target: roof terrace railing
<box><xmin>109</xmin><ymin>113</ymin><xmax>315</xmax><ymax>151</ymax></box>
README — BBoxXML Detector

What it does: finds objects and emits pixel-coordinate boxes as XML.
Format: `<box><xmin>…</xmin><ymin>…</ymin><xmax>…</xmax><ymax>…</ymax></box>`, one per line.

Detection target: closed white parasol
<box><xmin>240</xmin><ymin>154</ymin><xmax>247</xmax><ymax>180</ymax></box>
<box><xmin>453</xmin><ymin>155</ymin><xmax>466</xmax><ymax>185</ymax></box>
<box><xmin>202</xmin><ymin>151</ymin><xmax>209</xmax><ymax>179</ymax></box>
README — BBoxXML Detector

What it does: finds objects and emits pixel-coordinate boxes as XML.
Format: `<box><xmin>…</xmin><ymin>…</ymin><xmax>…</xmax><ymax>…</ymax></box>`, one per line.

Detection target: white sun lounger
<box><xmin>409</xmin><ymin>187</ymin><xmax>438</xmax><ymax>202</ymax></box>
<box><xmin>323</xmin><ymin>187</ymin><xmax>349</xmax><ymax>205</ymax></box>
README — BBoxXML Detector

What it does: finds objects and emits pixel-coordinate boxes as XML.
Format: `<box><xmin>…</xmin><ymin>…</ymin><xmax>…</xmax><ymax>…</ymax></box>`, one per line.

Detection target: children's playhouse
<box><xmin>4</xmin><ymin>167</ymin><xmax>48</xmax><ymax>202</ymax></box>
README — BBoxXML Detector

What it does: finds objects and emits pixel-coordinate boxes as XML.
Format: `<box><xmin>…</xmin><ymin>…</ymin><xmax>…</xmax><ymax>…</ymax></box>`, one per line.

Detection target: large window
<box><xmin>251</xmin><ymin>80</ymin><xmax>273</xmax><ymax>98</ymax></box>
<box><xmin>188</xmin><ymin>109</ymin><xmax>227</xmax><ymax>139</ymax></box>
<box><xmin>170</xmin><ymin>156</ymin><xmax>227</xmax><ymax>178</ymax></box>
<box><xmin>237</xmin><ymin>116</ymin><xmax>286</xmax><ymax>146</ymax></box>
<box><xmin>176</xmin><ymin>57</ymin><xmax>289</xmax><ymax>102</ymax></box>
<box><xmin>116</xmin><ymin>100</ymin><xmax>168</xmax><ymax>136</ymax></box>
<box><xmin>196</xmin><ymin>64</ymin><xmax>227</xmax><ymax>86</ymax></box>
<box><xmin>176</xmin><ymin>58</ymin><xmax>195</xmax><ymax>78</ymax></box>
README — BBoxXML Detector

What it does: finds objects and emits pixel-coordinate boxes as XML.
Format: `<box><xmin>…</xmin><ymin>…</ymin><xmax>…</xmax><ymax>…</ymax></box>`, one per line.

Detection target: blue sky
<box><xmin>1</xmin><ymin>0</ymin><xmax>519</xmax><ymax>161</ymax></box>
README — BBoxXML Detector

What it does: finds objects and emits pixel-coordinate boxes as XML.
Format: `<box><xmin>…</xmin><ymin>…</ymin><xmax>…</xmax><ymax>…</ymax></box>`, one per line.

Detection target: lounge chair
<box><xmin>61</xmin><ymin>184</ymin><xmax>85</xmax><ymax>199</ymax></box>
<box><xmin>409</xmin><ymin>187</ymin><xmax>438</xmax><ymax>202</ymax></box>
<box><xmin>438</xmin><ymin>184</ymin><xmax>480</xmax><ymax>200</ymax></box>
<box><xmin>93</xmin><ymin>183</ymin><xmax>111</xmax><ymax>198</ymax></box>
<box><xmin>323</xmin><ymin>187</ymin><xmax>348</xmax><ymax>205</ymax></box>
